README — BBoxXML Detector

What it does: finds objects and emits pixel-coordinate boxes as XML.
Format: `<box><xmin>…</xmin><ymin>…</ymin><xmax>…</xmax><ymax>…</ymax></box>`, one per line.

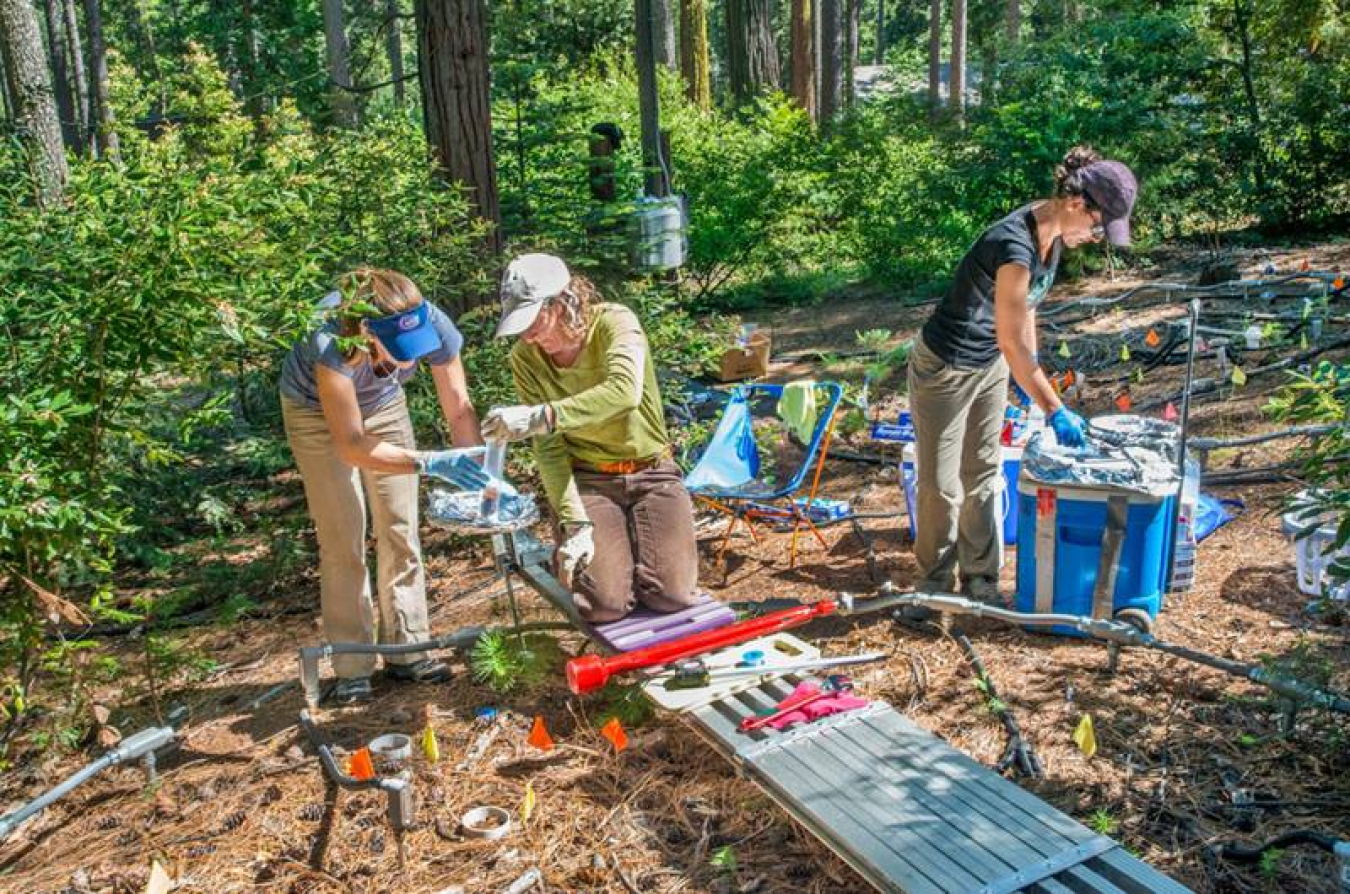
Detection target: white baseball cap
<box><xmin>496</xmin><ymin>253</ymin><xmax>571</xmax><ymax>338</ymax></box>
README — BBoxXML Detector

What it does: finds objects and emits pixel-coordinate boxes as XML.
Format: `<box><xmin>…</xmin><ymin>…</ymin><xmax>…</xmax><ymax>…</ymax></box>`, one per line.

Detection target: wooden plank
<box><xmin>775</xmin><ymin>730</ymin><xmax>1024</xmax><ymax>885</ymax></box>
<box><xmin>753</xmin><ymin>744</ymin><xmax>980</xmax><ymax>894</ymax></box>
<box><xmin>812</xmin><ymin>720</ymin><xmax>1054</xmax><ymax>873</ymax></box>
<box><xmin>1085</xmin><ymin>850</ymin><xmax>1192</xmax><ymax>894</ymax></box>
<box><xmin>848</xmin><ymin>711</ymin><xmax>1094</xmax><ymax>849</ymax></box>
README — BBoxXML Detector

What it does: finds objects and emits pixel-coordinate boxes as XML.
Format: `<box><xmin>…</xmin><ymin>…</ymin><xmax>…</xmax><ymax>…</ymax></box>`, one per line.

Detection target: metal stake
<box><xmin>1167</xmin><ymin>298</ymin><xmax>1202</xmax><ymax>589</ymax></box>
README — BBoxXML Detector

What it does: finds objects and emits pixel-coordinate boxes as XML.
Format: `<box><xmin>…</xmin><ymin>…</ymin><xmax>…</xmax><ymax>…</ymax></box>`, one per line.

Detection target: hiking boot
<box><xmin>961</xmin><ymin>577</ymin><xmax>1002</xmax><ymax>604</ymax></box>
<box><xmin>384</xmin><ymin>658</ymin><xmax>452</xmax><ymax>684</ymax></box>
<box><xmin>324</xmin><ymin>676</ymin><xmax>373</xmax><ymax>706</ymax></box>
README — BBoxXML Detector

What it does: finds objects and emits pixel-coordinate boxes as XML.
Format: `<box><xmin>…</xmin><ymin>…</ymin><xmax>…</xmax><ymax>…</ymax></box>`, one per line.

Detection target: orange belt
<box><xmin>573</xmin><ymin>455</ymin><xmax>666</xmax><ymax>475</ymax></box>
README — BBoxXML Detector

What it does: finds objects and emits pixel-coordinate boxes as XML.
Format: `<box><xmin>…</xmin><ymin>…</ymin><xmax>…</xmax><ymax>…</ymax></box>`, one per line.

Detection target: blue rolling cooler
<box><xmin>1014</xmin><ymin>478</ymin><xmax>1173</xmax><ymax>634</ymax></box>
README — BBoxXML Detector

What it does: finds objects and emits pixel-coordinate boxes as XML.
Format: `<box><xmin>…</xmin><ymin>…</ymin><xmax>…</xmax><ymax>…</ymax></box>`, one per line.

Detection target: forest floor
<box><xmin>1</xmin><ymin>238</ymin><xmax>1349</xmax><ymax>894</ymax></box>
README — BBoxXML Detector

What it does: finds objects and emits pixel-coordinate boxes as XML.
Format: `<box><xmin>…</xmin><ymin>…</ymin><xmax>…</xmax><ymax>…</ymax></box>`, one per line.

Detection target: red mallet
<box><xmin>565</xmin><ymin>601</ymin><xmax>838</xmax><ymax>694</ymax></box>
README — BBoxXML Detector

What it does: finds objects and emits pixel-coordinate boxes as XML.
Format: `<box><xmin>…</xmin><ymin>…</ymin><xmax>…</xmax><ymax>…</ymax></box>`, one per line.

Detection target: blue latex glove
<box><xmin>1048</xmin><ymin>406</ymin><xmax>1086</xmax><ymax>448</ymax></box>
<box><xmin>418</xmin><ymin>448</ymin><xmax>489</xmax><ymax>490</ymax></box>
<box><xmin>1010</xmin><ymin>352</ymin><xmax>1038</xmax><ymax>406</ymax></box>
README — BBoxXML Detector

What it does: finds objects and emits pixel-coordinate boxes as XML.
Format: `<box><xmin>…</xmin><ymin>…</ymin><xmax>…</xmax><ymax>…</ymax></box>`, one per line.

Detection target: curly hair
<box><xmin>333</xmin><ymin>268</ymin><xmax>424</xmax><ymax>360</ymax></box>
<box><xmin>549</xmin><ymin>274</ymin><xmax>600</xmax><ymax>339</ymax></box>
<box><xmin>1052</xmin><ymin>145</ymin><xmax>1104</xmax><ymax>199</ymax></box>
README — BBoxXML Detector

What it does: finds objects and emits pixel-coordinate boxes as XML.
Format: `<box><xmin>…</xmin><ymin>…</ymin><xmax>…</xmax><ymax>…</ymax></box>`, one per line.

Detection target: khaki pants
<box><xmin>282</xmin><ymin>393</ymin><xmax>430</xmax><ymax>678</ymax></box>
<box><xmin>907</xmin><ymin>338</ymin><xmax>1008</xmax><ymax>592</ymax></box>
<box><xmin>570</xmin><ymin>461</ymin><xmax>701</xmax><ymax>623</ymax></box>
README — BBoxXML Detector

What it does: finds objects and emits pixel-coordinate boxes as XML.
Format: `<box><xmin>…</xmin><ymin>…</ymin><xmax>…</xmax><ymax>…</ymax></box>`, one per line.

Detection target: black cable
<box><xmin>952</xmin><ymin>632</ymin><xmax>1044</xmax><ymax>779</ymax></box>
<box><xmin>1210</xmin><ymin>829</ymin><xmax>1345</xmax><ymax>862</ymax></box>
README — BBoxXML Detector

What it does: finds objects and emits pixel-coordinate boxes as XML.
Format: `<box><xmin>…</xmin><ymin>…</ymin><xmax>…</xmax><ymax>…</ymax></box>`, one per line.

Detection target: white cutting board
<box><xmin>641</xmin><ymin>633</ymin><xmax>820</xmax><ymax>713</ymax></box>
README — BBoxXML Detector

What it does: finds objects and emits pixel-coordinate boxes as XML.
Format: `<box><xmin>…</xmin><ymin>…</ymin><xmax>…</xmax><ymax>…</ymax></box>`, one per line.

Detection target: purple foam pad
<box><xmin>594</xmin><ymin>593</ymin><xmax>737</xmax><ymax>653</ymax></box>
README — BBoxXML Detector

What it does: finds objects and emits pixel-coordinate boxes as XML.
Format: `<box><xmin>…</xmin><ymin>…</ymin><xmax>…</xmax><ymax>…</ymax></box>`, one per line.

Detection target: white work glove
<box><xmin>557</xmin><ymin>523</ymin><xmax>595</xmax><ymax>589</ymax></box>
<box><xmin>481</xmin><ymin>405</ymin><xmax>553</xmax><ymax>442</ymax></box>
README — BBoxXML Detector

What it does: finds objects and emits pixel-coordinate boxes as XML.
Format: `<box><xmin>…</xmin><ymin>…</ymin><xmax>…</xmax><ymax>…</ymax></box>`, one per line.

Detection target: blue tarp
<box><xmin>684</xmin><ymin>390</ymin><xmax>760</xmax><ymax>491</ymax></box>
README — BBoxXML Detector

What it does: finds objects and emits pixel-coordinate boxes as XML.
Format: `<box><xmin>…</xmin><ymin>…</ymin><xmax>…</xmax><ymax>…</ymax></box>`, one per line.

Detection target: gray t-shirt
<box><xmin>921</xmin><ymin>204</ymin><xmax>1062</xmax><ymax>369</ymax></box>
<box><xmin>279</xmin><ymin>292</ymin><xmax>465</xmax><ymax>415</ymax></box>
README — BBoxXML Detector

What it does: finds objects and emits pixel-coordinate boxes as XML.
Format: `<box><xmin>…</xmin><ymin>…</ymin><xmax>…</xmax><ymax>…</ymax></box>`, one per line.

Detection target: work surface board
<box><xmin>641</xmin><ymin>633</ymin><xmax>820</xmax><ymax>713</ymax></box>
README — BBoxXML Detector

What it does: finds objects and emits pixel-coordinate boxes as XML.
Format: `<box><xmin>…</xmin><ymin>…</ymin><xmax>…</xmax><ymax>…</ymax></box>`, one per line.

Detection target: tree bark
<box><xmin>0</xmin><ymin>32</ymin><xmax>12</xmax><ymax>120</ymax></box>
<box><xmin>62</xmin><ymin>0</ymin><xmax>88</xmax><ymax>150</ymax></box>
<box><xmin>927</xmin><ymin>0</ymin><xmax>942</xmax><ymax>110</ymax></box>
<box><xmin>678</xmin><ymin>0</ymin><xmax>711</xmax><ymax>109</ymax></box>
<box><xmin>789</xmin><ymin>0</ymin><xmax>814</xmax><ymax>119</ymax></box>
<box><xmin>321</xmin><ymin>0</ymin><xmax>357</xmax><ymax>128</ymax></box>
<box><xmin>725</xmin><ymin>0</ymin><xmax>780</xmax><ymax>104</ymax></box>
<box><xmin>415</xmin><ymin>0</ymin><xmax>501</xmax><ymax>259</ymax></box>
<box><xmin>40</xmin><ymin>0</ymin><xmax>77</xmax><ymax>148</ymax></box>
<box><xmin>950</xmin><ymin>0</ymin><xmax>966</xmax><ymax>120</ymax></box>
<box><xmin>81</xmin><ymin>0</ymin><xmax>117</xmax><ymax>161</ymax></box>
<box><xmin>844</xmin><ymin>0</ymin><xmax>858</xmax><ymax>106</ymax></box>
<box><xmin>238</xmin><ymin>0</ymin><xmax>266</xmax><ymax>117</ymax></box>
<box><xmin>636</xmin><ymin>0</ymin><xmax>667</xmax><ymax>196</ymax></box>
<box><xmin>818</xmin><ymin>0</ymin><xmax>842</xmax><ymax>121</ymax></box>
<box><xmin>1005</xmin><ymin>0</ymin><xmax>1019</xmax><ymax>43</ymax></box>
<box><xmin>874</xmin><ymin>0</ymin><xmax>885</xmax><ymax>65</ymax></box>
<box><xmin>385</xmin><ymin>0</ymin><xmax>405</xmax><ymax>106</ymax></box>
<box><xmin>0</xmin><ymin>0</ymin><xmax>69</xmax><ymax>206</ymax></box>
<box><xmin>651</xmin><ymin>0</ymin><xmax>676</xmax><ymax>69</ymax></box>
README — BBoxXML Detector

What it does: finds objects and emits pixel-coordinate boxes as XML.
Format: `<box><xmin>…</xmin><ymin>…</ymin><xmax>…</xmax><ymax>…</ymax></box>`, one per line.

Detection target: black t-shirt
<box><xmin>920</xmin><ymin>204</ymin><xmax>1062</xmax><ymax>369</ymax></box>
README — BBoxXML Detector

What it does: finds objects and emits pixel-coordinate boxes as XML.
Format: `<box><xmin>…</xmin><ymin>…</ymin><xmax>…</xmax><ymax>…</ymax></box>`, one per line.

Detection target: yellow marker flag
<box><xmin>1119</xmin><ymin>344</ymin><xmax>1131</xmax><ymax>362</ymax></box>
<box><xmin>1073</xmin><ymin>714</ymin><xmax>1098</xmax><ymax>759</ymax></box>
<box><xmin>1302</xmin><ymin>332</ymin><xmax>1309</xmax><ymax>351</ymax></box>
<box><xmin>422</xmin><ymin>724</ymin><xmax>440</xmax><ymax>762</ymax></box>
<box><xmin>1134</xmin><ymin>367</ymin><xmax>1145</xmax><ymax>384</ymax></box>
<box><xmin>1232</xmin><ymin>365</ymin><xmax>1247</xmax><ymax>387</ymax></box>
<box><xmin>521</xmin><ymin>780</ymin><xmax>536</xmax><ymax>825</ymax></box>
<box><xmin>1058</xmin><ymin>339</ymin><xmax>1071</xmax><ymax>359</ymax></box>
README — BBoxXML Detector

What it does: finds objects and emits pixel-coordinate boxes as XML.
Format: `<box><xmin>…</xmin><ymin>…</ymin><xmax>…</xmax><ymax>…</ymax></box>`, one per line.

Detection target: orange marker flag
<box><xmin>1162</xmin><ymin>402</ymin><xmax>1179</xmax><ymax>422</ymax></box>
<box><xmin>528</xmin><ymin>715</ymin><xmax>555</xmax><ymax>751</ymax></box>
<box><xmin>347</xmin><ymin>747</ymin><xmax>376</xmax><ymax>781</ymax></box>
<box><xmin>1114</xmin><ymin>391</ymin><xmax>1132</xmax><ymax>413</ymax></box>
<box><xmin>600</xmin><ymin>717</ymin><xmax>629</xmax><ymax>752</ymax></box>
<box><xmin>1145</xmin><ymin>328</ymin><xmax>1161</xmax><ymax>348</ymax></box>
<box><xmin>1334</xmin><ymin>275</ymin><xmax>1345</xmax><ymax>290</ymax></box>
<box><xmin>1300</xmin><ymin>258</ymin><xmax>1311</xmax><ymax>271</ymax></box>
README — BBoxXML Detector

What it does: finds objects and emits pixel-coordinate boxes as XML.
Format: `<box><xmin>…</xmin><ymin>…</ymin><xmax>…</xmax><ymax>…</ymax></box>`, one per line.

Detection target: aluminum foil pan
<box><xmin>427</xmin><ymin>488</ymin><xmax>539</xmax><ymax>535</ymax></box>
<box><xmin>1088</xmin><ymin>414</ymin><xmax>1180</xmax><ymax>462</ymax></box>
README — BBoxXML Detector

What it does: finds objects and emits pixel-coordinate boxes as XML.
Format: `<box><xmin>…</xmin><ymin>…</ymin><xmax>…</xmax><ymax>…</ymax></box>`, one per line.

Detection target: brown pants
<box><xmin>282</xmin><ymin>392</ymin><xmax>430</xmax><ymax>678</ymax></box>
<box><xmin>569</xmin><ymin>460</ymin><xmax>701</xmax><ymax>623</ymax></box>
<box><xmin>907</xmin><ymin>337</ymin><xmax>1009</xmax><ymax>592</ymax></box>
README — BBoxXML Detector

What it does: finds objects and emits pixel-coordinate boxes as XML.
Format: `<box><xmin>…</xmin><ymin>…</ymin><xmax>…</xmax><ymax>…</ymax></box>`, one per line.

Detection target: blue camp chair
<box><xmin>684</xmin><ymin>381</ymin><xmax>844</xmax><ymax>567</ymax></box>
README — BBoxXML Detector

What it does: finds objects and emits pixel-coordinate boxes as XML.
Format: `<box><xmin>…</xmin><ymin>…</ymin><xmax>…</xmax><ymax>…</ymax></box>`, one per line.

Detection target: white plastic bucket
<box><xmin>1281</xmin><ymin>491</ymin><xmax>1350</xmax><ymax>597</ymax></box>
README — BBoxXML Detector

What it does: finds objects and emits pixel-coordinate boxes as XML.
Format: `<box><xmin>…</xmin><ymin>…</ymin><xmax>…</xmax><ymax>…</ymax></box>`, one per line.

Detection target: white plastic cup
<box><xmin>480</xmin><ymin>439</ymin><xmax>506</xmax><ymax>521</ymax></box>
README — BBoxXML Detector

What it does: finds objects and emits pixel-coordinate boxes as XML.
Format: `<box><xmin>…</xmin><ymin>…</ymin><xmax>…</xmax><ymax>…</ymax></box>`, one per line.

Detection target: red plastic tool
<box><xmin>565</xmin><ymin>600</ymin><xmax>837</xmax><ymax>694</ymax></box>
<box><xmin>739</xmin><ymin>676</ymin><xmax>853</xmax><ymax>731</ymax></box>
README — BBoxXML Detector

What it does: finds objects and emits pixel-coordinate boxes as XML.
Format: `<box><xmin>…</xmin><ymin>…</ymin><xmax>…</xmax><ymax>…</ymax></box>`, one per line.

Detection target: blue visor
<box><xmin>366</xmin><ymin>302</ymin><xmax>439</xmax><ymax>361</ymax></box>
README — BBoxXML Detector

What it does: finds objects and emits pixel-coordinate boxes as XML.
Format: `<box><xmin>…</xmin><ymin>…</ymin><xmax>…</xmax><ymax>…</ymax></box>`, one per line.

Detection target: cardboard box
<box><xmin>717</xmin><ymin>330</ymin><xmax>771</xmax><ymax>382</ymax></box>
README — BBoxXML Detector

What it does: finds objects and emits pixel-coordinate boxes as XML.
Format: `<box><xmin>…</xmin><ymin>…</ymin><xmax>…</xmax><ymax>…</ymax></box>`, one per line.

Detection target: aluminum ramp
<box><xmin>504</xmin><ymin>531</ymin><xmax>1192</xmax><ymax>894</ymax></box>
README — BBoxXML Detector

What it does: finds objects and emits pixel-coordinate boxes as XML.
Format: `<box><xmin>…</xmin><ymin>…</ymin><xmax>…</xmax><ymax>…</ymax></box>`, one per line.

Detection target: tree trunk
<box><xmin>635</xmin><ymin>0</ymin><xmax>667</xmax><ymax>196</ymax></box>
<box><xmin>81</xmin><ymin>0</ymin><xmax>117</xmax><ymax>161</ymax></box>
<box><xmin>927</xmin><ymin>0</ymin><xmax>942</xmax><ymax>110</ymax></box>
<box><xmin>122</xmin><ymin>0</ymin><xmax>161</xmax><ymax>114</ymax></box>
<box><xmin>62</xmin><ymin>0</ymin><xmax>88</xmax><ymax>150</ymax></box>
<box><xmin>0</xmin><ymin>0</ymin><xmax>69</xmax><ymax>206</ymax></box>
<box><xmin>678</xmin><ymin>0</ymin><xmax>711</xmax><ymax>109</ymax></box>
<box><xmin>385</xmin><ymin>0</ymin><xmax>405</xmax><ymax>106</ymax></box>
<box><xmin>238</xmin><ymin>0</ymin><xmax>266</xmax><ymax>117</ymax></box>
<box><xmin>789</xmin><ymin>0</ymin><xmax>814</xmax><ymax>119</ymax></box>
<box><xmin>844</xmin><ymin>0</ymin><xmax>858</xmax><ymax>106</ymax></box>
<box><xmin>0</xmin><ymin>33</ymin><xmax>12</xmax><ymax>120</ymax></box>
<box><xmin>651</xmin><ymin>0</ymin><xmax>676</xmax><ymax>69</ymax></box>
<box><xmin>818</xmin><ymin>0</ymin><xmax>842</xmax><ymax>121</ymax></box>
<box><xmin>1232</xmin><ymin>0</ymin><xmax>1267</xmax><ymax>199</ymax></box>
<box><xmin>40</xmin><ymin>0</ymin><xmax>76</xmax><ymax>148</ymax></box>
<box><xmin>321</xmin><ymin>0</ymin><xmax>356</xmax><ymax>128</ymax></box>
<box><xmin>1005</xmin><ymin>0</ymin><xmax>1019</xmax><ymax>43</ymax></box>
<box><xmin>725</xmin><ymin>0</ymin><xmax>780</xmax><ymax>103</ymax></box>
<box><xmin>874</xmin><ymin>0</ymin><xmax>885</xmax><ymax>65</ymax></box>
<box><xmin>979</xmin><ymin>39</ymin><xmax>996</xmax><ymax>106</ymax></box>
<box><xmin>950</xmin><ymin>0</ymin><xmax>966</xmax><ymax>120</ymax></box>
<box><xmin>415</xmin><ymin>0</ymin><xmax>501</xmax><ymax>259</ymax></box>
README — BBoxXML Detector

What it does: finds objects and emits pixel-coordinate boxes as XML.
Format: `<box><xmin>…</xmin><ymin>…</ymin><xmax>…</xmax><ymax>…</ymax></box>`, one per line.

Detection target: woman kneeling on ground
<box><xmin>909</xmin><ymin>146</ymin><xmax>1138</xmax><ymax>601</ymax></box>
<box><xmin>280</xmin><ymin>268</ymin><xmax>494</xmax><ymax>705</ymax></box>
<box><xmin>482</xmin><ymin>253</ymin><xmax>702</xmax><ymax>623</ymax></box>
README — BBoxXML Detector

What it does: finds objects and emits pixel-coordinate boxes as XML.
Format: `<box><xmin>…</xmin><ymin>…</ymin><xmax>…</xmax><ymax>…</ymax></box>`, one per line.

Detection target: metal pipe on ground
<box><xmin>837</xmin><ymin>589</ymin><xmax>1350</xmax><ymax>715</ymax></box>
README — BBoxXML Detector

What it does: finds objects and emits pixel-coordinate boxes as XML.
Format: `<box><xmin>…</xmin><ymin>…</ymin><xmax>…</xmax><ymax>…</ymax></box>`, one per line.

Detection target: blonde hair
<box><xmin>334</xmin><ymin>268</ymin><xmax>423</xmax><ymax>360</ymax></box>
<box><xmin>550</xmin><ymin>274</ymin><xmax>599</xmax><ymax>339</ymax></box>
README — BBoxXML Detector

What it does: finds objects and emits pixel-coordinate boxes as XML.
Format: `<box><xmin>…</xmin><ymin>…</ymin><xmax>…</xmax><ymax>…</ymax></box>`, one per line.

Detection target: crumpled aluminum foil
<box><xmin>427</xmin><ymin>488</ymin><xmax>539</xmax><ymax>534</ymax></box>
<box><xmin>1022</xmin><ymin>415</ymin><xmax>1181</xmax><ymax>497</ymax></box>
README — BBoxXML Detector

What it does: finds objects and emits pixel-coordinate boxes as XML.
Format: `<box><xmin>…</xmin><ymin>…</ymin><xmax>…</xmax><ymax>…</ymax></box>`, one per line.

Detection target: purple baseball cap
<box><xmin>1080</xmin><ymin>160</ymin><xmax>1138</xmax><ymax>247</ymax></box>
<box><xmin>366</xmin><ymin>302</ymin><xmax>439</xmax><ymax>361</ymax></box>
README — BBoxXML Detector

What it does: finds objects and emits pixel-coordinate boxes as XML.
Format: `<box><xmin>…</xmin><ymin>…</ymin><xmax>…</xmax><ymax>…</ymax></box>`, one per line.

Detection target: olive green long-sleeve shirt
<box><xmin>509</xmin><ymin>303</ymin><xmax>670</xmax><ymax>525</ymax></box>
